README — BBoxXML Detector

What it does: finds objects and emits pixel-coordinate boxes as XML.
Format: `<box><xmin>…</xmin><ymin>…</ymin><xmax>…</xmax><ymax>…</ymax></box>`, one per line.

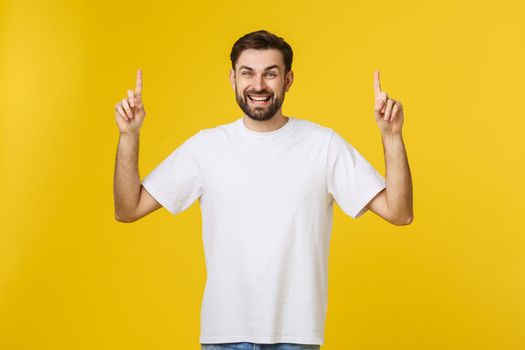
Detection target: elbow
<box><xmin>391</xmin><ymin>214</ymin><xmax>414</xmax><ymax>226</ymax></box>
<box><xmin>114</xmin><ymin>211</ymin><xmax>137</xmax><ymax>223</ymax></box>
<box><xmin>403</xmin><ymin>215</ymin><xmax>414</xmax><ymax>225</ymax></box>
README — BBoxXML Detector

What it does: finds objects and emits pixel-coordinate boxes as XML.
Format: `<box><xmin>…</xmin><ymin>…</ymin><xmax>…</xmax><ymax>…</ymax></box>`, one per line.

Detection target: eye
<box><xmin>265</xmin><ymin>72</ymin><xmax>277</xmax><ymax>77</ymax></box>
<box><xmin>242</xmin><ymin>71</ymin><xmax>253</xmax><ymax>76</ymax></box>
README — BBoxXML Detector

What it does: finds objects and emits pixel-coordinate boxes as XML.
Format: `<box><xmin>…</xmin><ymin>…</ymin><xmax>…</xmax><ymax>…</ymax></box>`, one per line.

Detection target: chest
<box><xmin>202</xmin><ymin>141</ymin><xmax>327</xmax><ymax>208</ymax></box>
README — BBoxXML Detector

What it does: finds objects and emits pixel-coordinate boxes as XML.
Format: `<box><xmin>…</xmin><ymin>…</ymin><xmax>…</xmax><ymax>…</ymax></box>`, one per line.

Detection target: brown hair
<box><xmin>230</xmin><ymin>30</ymin><xmax>293</xmax><ymax>73</ymax></box>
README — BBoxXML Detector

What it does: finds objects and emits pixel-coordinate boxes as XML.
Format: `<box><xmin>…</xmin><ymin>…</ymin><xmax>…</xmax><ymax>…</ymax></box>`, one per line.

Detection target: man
<box><xmin>113</xmin><ymin>30</ymin><xmax>413</xmax><ymax>350</ymax></box>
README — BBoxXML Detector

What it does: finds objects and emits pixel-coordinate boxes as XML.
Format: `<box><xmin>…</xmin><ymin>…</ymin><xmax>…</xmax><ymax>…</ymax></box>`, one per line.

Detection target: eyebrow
<box><xmin>238</xmin><ymin>64</ymin><xmax>280</xmax><ymax>71</ymax></box>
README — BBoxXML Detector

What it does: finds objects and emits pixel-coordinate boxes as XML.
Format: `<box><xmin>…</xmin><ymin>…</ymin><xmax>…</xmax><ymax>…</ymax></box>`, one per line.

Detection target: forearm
<box><xmin>114</xmin><ymin>132</ymin><xmax>141</xmax><ymax>221</ymax></box>
<box><xmin>381</xmin><ymin>132</ymin><xmax>413</xmax><ymax>223</ymax></box>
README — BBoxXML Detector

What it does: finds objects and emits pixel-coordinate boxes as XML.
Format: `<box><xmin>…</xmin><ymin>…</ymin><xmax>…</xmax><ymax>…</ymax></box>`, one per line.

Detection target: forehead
<box><xmin>236</xmin><ymin>48</ymin><xmax>284</xmax><ymax>71</ymax></box>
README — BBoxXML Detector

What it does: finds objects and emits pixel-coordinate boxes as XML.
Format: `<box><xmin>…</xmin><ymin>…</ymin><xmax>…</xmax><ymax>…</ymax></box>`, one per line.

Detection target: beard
<box><xmin>235</xmin><ymin>85</ymin><xmax>285</xmax><ymax>122</ymax></box>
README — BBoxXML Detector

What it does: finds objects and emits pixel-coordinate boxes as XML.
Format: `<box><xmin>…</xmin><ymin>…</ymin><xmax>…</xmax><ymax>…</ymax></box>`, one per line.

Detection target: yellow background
<box><xmin>1</xmin><ymin>0</ymin><xmax>524</xmax><ymax>349</ymax></box>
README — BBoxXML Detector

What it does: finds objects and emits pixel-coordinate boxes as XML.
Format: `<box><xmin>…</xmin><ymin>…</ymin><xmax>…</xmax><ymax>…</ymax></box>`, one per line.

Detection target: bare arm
<box><xmin>113</xmin><ymin>133</ymin><xmax>161</xmax><ymax>222</ymax></box>
<box><xmin>367</xmin><ymin>133</ymin><xmax>413</xmax><ymax>225</ymax></box>
<box><xmin>113</xmin><ymin>69</ymin><xmax>162</xmax><ymax>222</ymax></box>
<box><xmin>366</xmin><ymin>70</ymin><xmax>413</xmax><ymax>225</ymax></box>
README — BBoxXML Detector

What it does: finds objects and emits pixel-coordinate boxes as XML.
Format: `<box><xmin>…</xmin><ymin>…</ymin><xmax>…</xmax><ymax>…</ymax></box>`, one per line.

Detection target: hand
<box><xmin>115</xmin><ymin>69</ymin><xmax>146</xmax><ymax>135</ymax></box>
<box><xmin>373</xmin><ymin>70</ymin><xmax>404</xmax><ymax>136</ymax></box>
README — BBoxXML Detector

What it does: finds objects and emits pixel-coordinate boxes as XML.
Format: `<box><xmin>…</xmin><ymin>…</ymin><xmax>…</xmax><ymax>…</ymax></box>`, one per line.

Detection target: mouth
<box><xmin>247</xmin><ymin>94</ymin><xmax>272</xmax><ymax>106</ymax></box>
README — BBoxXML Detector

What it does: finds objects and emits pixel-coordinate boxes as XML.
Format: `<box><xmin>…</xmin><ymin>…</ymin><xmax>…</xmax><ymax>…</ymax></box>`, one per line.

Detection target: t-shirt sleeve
<box><xmin>326</xmin><ymin>130</ymin><xmax>386</xmax><ymax>219</ymax></box>
<box><xmin>140</xmin><ymin>131</ymin><xmax>204</xmax><ymax>216</ymax></box>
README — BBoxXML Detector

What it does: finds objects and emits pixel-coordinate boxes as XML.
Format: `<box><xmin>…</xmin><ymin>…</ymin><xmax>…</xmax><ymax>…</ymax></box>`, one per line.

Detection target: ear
<box><xmin>284</xmin><ymin>70</ymin><xmax>294</xmax><ymax>92</ymax></box>
<box><xmin>229</xmin><ymin>68</ymin><xmax>236</xmax><ymax>91</ymax></box>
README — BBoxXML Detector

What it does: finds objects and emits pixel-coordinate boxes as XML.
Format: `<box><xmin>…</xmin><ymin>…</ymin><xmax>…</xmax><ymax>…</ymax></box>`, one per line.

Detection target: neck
<box><xmin>242</xmin><ymin>112</ymin><xmax>289</xmax><ymax>132</ymax></box>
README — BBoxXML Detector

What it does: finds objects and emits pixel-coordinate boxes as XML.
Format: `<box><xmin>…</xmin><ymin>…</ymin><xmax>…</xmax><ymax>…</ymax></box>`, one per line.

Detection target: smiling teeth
<box><xmin>249</xmin><ymin>95</ymin><xmax>270</xmax><ymax>101</ymax></box>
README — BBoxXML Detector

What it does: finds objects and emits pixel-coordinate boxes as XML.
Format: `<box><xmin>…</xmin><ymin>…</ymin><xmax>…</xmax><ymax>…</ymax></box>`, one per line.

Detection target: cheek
<box><xmin>272</xmin><ymin>83</ymin><xmax>284</xmax><ymax>94</ymax></box>
<box><xmin>236</xmin><ymin>85</ymin><xmax>246</xmax><ymax>96</ymax></box>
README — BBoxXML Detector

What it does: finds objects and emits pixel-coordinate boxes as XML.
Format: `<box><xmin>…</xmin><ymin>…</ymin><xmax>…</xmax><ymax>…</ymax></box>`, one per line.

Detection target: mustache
<box><xmin>245</xmin><ymin>90</ymin><xmax>273</xmax><ymax>95</ymax></box>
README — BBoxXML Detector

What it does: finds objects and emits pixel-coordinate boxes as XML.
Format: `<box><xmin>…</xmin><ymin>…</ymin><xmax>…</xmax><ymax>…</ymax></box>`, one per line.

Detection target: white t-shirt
<box><xmin>141</xmin><ymin>116</ymin><xmax>386</xmax><ymax>345</ymax></box>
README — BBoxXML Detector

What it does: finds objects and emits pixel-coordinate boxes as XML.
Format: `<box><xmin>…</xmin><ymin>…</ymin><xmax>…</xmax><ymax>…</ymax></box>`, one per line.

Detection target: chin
<box><xmin>247</xmin><ymin>113</ymin><xmax>274</xmax><ymax>122</ymax></box>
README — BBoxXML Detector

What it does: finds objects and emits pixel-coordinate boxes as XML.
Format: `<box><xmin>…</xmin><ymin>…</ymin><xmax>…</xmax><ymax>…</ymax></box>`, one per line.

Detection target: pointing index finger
<box><xmin>135</xmin><ymin>68</ymin><xmax>143</xmax><ymax>95</ymax></box>
<box><xmin>374</xmin><ymin>70</ymin><xmax>381</xmax><ymax>96</ymax></box>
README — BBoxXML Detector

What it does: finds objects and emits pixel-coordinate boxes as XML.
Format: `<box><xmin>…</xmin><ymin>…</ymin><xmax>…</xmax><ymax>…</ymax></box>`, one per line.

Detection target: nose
<box><xmin>253</xmin><ymin>74</ymin><xmax>267</xmax><ymax>92</ymax></box>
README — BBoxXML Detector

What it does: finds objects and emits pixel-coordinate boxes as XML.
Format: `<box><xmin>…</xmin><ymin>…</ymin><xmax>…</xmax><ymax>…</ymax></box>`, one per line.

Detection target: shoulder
<box><xmin>292</xmin><ymin>117</ymin><xmax>334</xmax><ymax>140</ymax></box>
<box><xmin>304</xmin><ymin>121</ymin><xmax>361</xmax><ymax>155</ymax></box>
<box><xmin>197</xmin><ymin>118</ymin><xmax>239</xmax><ymax>140</ymax></box>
